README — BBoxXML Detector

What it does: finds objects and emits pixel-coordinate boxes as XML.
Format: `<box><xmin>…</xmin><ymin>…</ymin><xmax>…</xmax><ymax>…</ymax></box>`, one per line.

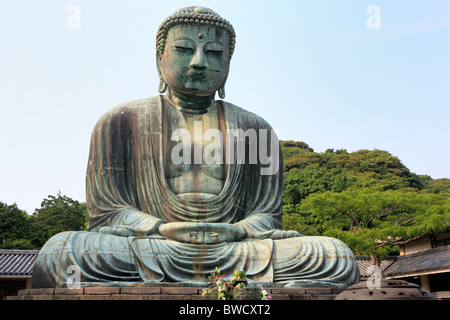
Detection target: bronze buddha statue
<box><xmin>32</xmin><ymin>7</ymin><xmax>360</xmax><ymax>288</ymax></box>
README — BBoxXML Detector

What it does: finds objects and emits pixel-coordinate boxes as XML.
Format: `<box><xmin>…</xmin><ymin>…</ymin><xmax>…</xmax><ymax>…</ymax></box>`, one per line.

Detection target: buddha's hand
<box><xmin>98</xmin><ymin>226</ymin><xmax>164</xmax><ymax>238</ymax></box>
<box><xmin>158</xmin><ymin>222</ymin><xmax>246</xmax><ymax>245</ymax></box>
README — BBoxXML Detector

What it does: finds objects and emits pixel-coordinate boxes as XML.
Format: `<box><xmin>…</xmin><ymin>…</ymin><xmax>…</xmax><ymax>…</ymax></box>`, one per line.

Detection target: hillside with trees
<box><xmin>281</xmin><ymin>141</ymin><xmax>450</xmax><ymax>265</ymax></box>
<box><xmin>0</xmin><ymin>193</ymin><xmax>87</xmax><ymax>250</ymax></box>
<box><xmin>1</xmin><ymin>141</ymin><xmax>449</xmax><ymax>267</ymax></box>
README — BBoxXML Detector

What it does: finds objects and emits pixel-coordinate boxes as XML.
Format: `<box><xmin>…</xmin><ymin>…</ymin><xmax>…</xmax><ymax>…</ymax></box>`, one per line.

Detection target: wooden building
<box><xmin>0</xmin><ymin>250</ymin><xmax>38</xmax><ymax>300</ymax></box>
<box><xmin>383</xmin><ymin>232</ymin><xmax>450</xmax><ymax>299</ymax></box>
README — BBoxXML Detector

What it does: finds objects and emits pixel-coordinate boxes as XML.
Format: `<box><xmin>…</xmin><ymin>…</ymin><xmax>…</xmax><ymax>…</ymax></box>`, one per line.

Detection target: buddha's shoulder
<box><xmin>96</xmin><ymin>96</ymin><xmax>160</xmax><ymax>122</ymax></box>
<box><xmin>96</xmin><ymin>97</ymin><xmax>273</xmax><ymax>129</ymax></box>
<box><xmin>221</xmin><ymin>100</ymin><xmax>273</xmax><ymax>129</ymax></box>
<box><xmin>108</xmin><ymin>96</ymin><xmax>159</xmax><ymax>114</ymax></box>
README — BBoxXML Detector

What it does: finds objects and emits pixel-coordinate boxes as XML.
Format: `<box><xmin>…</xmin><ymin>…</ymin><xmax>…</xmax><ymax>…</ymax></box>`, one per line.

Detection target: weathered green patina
<box><xmin>31</xmin><ymin>7</ymin><xmax>360</xmax><ymax>289</ymax></box>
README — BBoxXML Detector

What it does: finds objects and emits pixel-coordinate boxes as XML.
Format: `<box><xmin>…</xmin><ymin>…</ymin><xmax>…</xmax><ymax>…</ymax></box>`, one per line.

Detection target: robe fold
<box><xmin>31</xmin><ymin>96</ymin><xmax>360</xmax><ymax>288</ymax></box>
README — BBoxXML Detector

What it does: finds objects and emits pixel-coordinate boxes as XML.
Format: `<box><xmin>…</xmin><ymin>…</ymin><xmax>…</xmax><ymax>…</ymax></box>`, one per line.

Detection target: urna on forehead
<box><xmin>156</xmin><ymin>6</ymin><xmax>236</xmax><ymax>60</ymax></box>
<box><xmin>166</xmin><ymin>24</ymin><xmax>229</xmax><ymax>43</ymax></box>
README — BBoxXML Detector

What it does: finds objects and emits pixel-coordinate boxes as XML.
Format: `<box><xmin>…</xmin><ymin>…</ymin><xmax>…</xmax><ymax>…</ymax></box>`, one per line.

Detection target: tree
<box><xmin>280</xmin><ymin>141</ymin><xmax>425</xmax><ymax>204</ymax></box>
<box><xmin>287</xmin><ymin>188</ymin><xmax>449</xmax><ymax>266</ymax></box>
<box><xmin>419</xmin><ymin>175</ymin><xmax>450</xmax><ymax>193</ymax></box>
<box><xmin>1</xmin><ymin>238</ymin><xmax>36</xmax><ymax>250</ymax></box>
<box><xmin>283</xmin><ymin>164</ymin><xmax>354</xmax><ymax>205</ymax></box>
<box><xmin>282</xmin><ymin>204</ymin><xmax>323</xmax><ymax>236</ymax></box>
<box><xmin>0</xmin><ymin>202</ymin><xmax>34</xmax><ymax>249</ymax></box>
<box><xmin>30</xmin><ymin>192</ymin><xmax>88</xmax><ymax>248</ymax></box>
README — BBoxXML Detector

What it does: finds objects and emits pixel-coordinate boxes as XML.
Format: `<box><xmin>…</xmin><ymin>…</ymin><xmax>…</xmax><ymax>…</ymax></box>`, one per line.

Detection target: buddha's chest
<box><xmin>162</xmin><ymin>104</ymin><xmax>226</xmax><ymax>197</ymax></box>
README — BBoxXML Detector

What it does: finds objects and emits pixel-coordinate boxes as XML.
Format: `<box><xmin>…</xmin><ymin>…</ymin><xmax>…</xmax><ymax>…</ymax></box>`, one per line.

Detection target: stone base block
<box><xmin>5</xmin><ymin>286</ymin><xmax>344</xmax><ymax>301</ymax></box>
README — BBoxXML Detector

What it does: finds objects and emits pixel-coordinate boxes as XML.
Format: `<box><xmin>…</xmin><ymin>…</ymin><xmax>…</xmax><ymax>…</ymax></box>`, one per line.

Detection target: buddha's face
<box><xmin>159</xmin><ymin>24</ymin><xmax>230</xmax><ymax>96</ymax></box>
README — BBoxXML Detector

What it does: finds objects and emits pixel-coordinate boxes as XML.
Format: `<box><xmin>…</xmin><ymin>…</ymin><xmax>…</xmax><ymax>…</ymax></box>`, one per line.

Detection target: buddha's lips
<box><xmin>188</xmin><ymin>72</ymin><xmax>207</xmax><ymax>80</ymax></box>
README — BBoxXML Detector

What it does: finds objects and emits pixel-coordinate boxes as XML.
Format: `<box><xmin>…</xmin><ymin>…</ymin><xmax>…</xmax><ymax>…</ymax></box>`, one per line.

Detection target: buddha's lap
<box><xmin>39</xmin><ymin>230</ymin><xmax>354</xmax><ymax>264</ymax></box>
<box><xmin>32</xmin><ymin>230</ymin><xmax>359</xmax><ymax>288</ymax></box>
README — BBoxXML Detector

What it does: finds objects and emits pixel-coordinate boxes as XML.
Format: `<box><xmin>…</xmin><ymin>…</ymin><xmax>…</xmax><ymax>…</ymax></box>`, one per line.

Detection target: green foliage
<box><xmin>0</xmin><ymin>193</ymin><xmax>88</xmax><ymax>249</ymax></box>
<box><xmin>281</xmin><ymin>141</ymin><xmax>425</xmax><ymax>205</ymax></box>
<box><xmin>30</xmin><ymin>192</ymin><xmax>88</xmax><ymax>248</ymax></box>
<box><xmin>0</xmin><ymin>202</ymin><xmax>33</xmax><ymax>249</ymax></box>
<box><xmin>419</xmin><ymin>175</ymin><xmax>450</xmax><ymax>193</ymax></box>
<box><xmin>280</xmin><ymin>141</ymin><xmax>449</xmax><ymax>264</ymax></box>
<box><xmin>283</xmin><ymin>165</ymin><xmax>355</xmax><ymax>205</ymax></box>
<box><xmin>1</xmin><ymin>239</ymin><xmax>36</xmax><ymax>250</ymax></box>
<box><xmin>285</xmin><ymin>188</ymin><xmax>449</xmax><ymax>262</ymax></box>
<box><xmin>282</xmin><ymin>204</ymin><xmax>323</xmax><ymax>236</ymax></box>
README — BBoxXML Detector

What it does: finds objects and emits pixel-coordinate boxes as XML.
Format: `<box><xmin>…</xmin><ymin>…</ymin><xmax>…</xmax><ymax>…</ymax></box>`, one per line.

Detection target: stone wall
<box><xmin>5</xmin><ymin>286</ymin><xmax>344</xmax><ymax>300</ymax></box>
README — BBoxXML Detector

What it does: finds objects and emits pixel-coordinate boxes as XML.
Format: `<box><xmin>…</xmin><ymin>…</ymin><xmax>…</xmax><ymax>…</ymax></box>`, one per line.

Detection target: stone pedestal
<box><xmin>5</xmin><ymin>286</ymin><xmax>344</xmax><ymax>300</ymax></box>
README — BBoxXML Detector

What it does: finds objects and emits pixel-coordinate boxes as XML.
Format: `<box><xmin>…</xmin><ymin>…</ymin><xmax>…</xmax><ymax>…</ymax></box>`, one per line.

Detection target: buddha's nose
<box><xmin>190</xmin><ymin>48</ymin><xmax>207</xmax><ymax>70</ymax></box>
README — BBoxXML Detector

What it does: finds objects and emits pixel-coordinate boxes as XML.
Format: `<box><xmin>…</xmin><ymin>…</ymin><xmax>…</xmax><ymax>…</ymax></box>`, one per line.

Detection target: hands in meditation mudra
<box><xmin>32</xmin><ymin>7</ymin><xmax>360</xmax><ymax>288</ymax></box>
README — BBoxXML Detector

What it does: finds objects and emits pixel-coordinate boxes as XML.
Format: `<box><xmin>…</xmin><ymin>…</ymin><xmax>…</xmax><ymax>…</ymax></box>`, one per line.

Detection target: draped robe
<box><xmin>31</xmin><ymin>96</ymin><xmax>360</xmax><ymax>288</ymax></box>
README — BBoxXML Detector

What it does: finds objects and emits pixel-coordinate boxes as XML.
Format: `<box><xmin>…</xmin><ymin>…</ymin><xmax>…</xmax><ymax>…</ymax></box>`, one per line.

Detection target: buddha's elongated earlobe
<box><xmin>159</xmin><ymin>79</ymin><xmax>167</xmax><ymax>93</ymax></box>
<box><xmin>218</xmin><ymin>86</ymin><xmax>225</xmax><ymax>99</ymax></box>
<box><xmin>156</xmin><ymin>51</ymin><xmax>167</xmax><ymax>94</ymax></box>
<box><xmin>218</xmin><ymin>69</ymin><xmax>229</xmax><ymax>99</ymax></box>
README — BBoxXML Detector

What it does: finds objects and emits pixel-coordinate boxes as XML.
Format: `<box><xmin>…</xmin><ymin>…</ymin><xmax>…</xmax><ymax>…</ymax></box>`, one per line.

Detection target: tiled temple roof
<box><xmin>384</xmin><ymin>245</ymin><xmax>450</xmax><ymax>278</ymax></box>
<box><xmin>0</xmin><ymin>250</ymin><xmax>39</xmax><ymax>276</ymax></box>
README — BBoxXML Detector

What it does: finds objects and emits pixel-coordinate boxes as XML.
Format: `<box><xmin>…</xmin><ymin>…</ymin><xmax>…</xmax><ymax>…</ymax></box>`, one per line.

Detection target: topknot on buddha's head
<box><xmin>156</xmin><ymin>6</ymin><xmax>236</xmax><ymax>61</ymax></box>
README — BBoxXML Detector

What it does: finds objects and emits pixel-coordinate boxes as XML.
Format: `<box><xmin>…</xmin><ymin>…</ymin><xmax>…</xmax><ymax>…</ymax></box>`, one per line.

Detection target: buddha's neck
<box><xmin>167</xmin><ymin>89</ymin><xmax>215</xmax><ymax>114</ymax></box>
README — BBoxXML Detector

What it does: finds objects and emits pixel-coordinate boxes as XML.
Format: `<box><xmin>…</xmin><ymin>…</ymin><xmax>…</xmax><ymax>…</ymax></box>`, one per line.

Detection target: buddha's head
<box><xmin>156</xmin><ymin>7</ymin><xmax>236</xmax><ymax>99</ymax></box>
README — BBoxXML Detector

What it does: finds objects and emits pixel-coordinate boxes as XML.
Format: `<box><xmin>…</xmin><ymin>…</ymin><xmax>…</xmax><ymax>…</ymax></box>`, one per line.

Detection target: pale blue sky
<box><xmin>1</xmin><ymin>0</ymin><xmax>449</xmax><ymax>214</ymax></box>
